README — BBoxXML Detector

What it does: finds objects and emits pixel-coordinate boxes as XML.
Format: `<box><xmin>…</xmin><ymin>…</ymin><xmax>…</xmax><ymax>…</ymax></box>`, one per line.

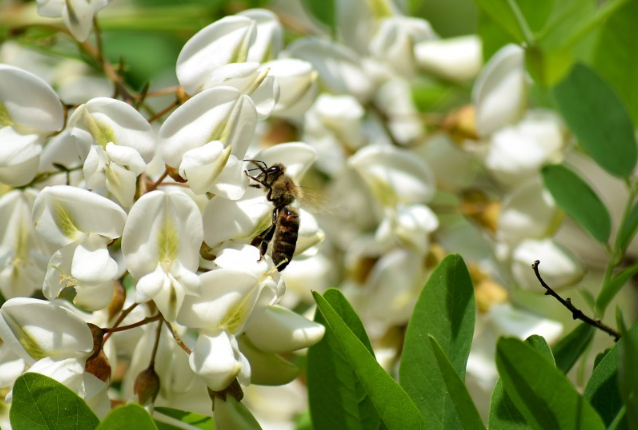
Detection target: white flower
<box><xmin>0</xmin><ymin>65</ymin><xmax>64</xmax><ymax>186</ymax></box>
<box><xmin>0</xmin><ymin>190</ymin><xmax>50</xmax><ymax>298</ymax></box>
<box><xmin>243</xmin><ymin>305</ymin><xmax>325</xmax><ymax>354</ymax></box>
<box><xmin>484</xmin><ymin>110</ymin><xmax>564</xmax><ymax>185</ymax></box>
<box><xmin>473</xmin><ymin>44</ymin><xmax>526</xmax><ymax>137</ymax></box>
<box><xmin>177</xmin><ymin>268</ymin><xmax>274</xmax><ymax>390</ymax></box>
<box><xmin>497</xmin><ymin>178</ymin><xmax>560</xmax><ymax>248</ymax></box>
<box><xmin>237</xmin><ymin>9</ymin><xmax>283</xmax><ymax>63</ymax></box>
<box><xmin>176</xmin><ymin>16</ymin><xmax>257</xmax><ymax>95</ymax></box>
<box><xmin>285</xmin><ymin>38</ymin><xmax>374</xmax><ymax>102</ymax></box>
<box><xmin>373</xmin><ymin>78</ymin><xmax>424</xmax><ymax>146</ymax></box>
<box><xmin>511</xmin><ymin>239</ymin><xmax>583</xmax><ymax>289</ymax></box>
<box><xmin>415</xmin><ymin>35</ymin><xmax>482</xmax><ymax>82</ymax></box>
<box><xmin>68</xmin><ymin>97</ymin><xmax>156</xmax><ymax>207</ymax></box>
<box><xmin>265</xmin><ymin>59</ymin><xmax>318</xmax><ymax>120</ymax></box>
<box><xmin>304</xmin><ymin>94</ymin><xmax>365</xmax><ymax>175</ymax></box>
<box><xmin>349</xmin><ymin>145</ymin><xmax>436</xmax><ymax>206</ymax></box>
<box><xmin>369</xmin><ymin>16</ymin><xmax>436</xmax><ymax>78</ymax></box>
<box><xmin>122</xmin><ymin>191</ymin><xmax>203</xmax><ymax>322</ymax></box>
<box><xmin>159</xmin><ymin>87</ymin><xmax>257</xmax><ymax>199</ymax></box>
<box><xmin>33</xmin><ymin>186</ymin><xmax>127</xmax><ymax>310</ymax></box>
<box><xmin>0</xmin><ymin>298</ymin><xmax>110</xmax><ymax>416</ymax></box>
<box><xmin>376</xmin><ymin>204</ymin><xmax>439</xmax><ymax>254</ymax></box>
<box><xmin>36</xmin><ymin>0</ymin><xmax>112</xmax><ymax>42</ymax></box>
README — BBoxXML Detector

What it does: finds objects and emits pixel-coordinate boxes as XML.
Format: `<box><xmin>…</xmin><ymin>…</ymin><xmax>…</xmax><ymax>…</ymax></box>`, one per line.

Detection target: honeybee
<box><xmin>244</xmin><ymin>160</ymin><xmax>302</xmax><ymax>271</ymax></box>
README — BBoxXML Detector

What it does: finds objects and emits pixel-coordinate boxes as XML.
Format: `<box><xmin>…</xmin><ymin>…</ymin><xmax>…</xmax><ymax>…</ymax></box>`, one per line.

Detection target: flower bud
<box><xmin>85</xmin><ymin>350</ymin><xmax>111</xmax><ymax>383</ymax></box>
<box><xmin>134</xmin><ymin>365</ymin><xmax>160</xmax><ymax>406</ymax></box>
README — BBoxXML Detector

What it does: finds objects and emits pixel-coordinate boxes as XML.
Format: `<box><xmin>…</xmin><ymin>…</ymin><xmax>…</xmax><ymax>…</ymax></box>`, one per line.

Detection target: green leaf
<box><xmin>97</xmin><ymin>404</ymin><xmax>157</xmax><ymax>430</ymax></box>
<box><xmin>10</xmin><ymin>373</ymin><xmax>99</xmax><ymax>430</ymax></box>
<box><xmin>617</xmin><ymin>200</ymin><xmax>638</xmax><ymax>253</ymax></box>
<box><xmin>400</xmin><ymin>254</ymin><xmax>475</xmax><ymax>429</ymax></box>
<box><xmin>585</xmin><ymin>321</ymin><xmax>638</xmax><ymax>429</ymax></box>
<box><xmin>596</xmin><ymin>263</ymin><xmax>638</xmax><ymax>316</ymax></box>
<box><xmin>593</xmin><ymin>0</ymin><xmax>638</xmax><ymax>126</ymax></box>
<box><xmin>496</xmin><ymin>337</ymin><xmax>605</xmax><ymax>430</ymax></box>
<box><xmin>428</xmin><ymin>336</ymin><xmax>485</xmax><ymax>430</ymax></box>
<box><xmin>541</xmin><ymin>164</ymin><xmax>611</xmax><ymax>244</ymax></box>
<box><xmin>617</xmin><ymin>321</ymin><xmax>638</xmax><ymax>429</ymax></box>
<box><xmin>471</xmin><ymin>0</ymin><xmax>526</xmax><ymax>43</ymax></box>
<box><xmin>300</xmin><ymin>0</ymin><xmax>336</xmax><ymax>37</ymax></box>
<box><xmin>523</xmin><ymin>335</ymin><xmax>554</xmax><ymax>363</ymax></box>
<box><xmin>488</xmin><ymin>335</ymin><xmax>555</xmax><ymax>430</ymax></box>
<box><xmin>552</xmin><ymin>323</ymin><xmax>594</xmax><ymax>374</ymax></box>
<box><xmin>312</xmin><ymin>290</ymin><xmax>426</xmax><ymax>430</ymax></box>
<box><xmin>307</xmin><ymin>289</ymin><xmax>381</xmax><ymax>430</ymax></box>
<box><xmin>488</xmin><ymin>380</ymin><xmax>531</xmax><ymax>430</ymax></box>
<box><xmin>153</xmin><ymin>407</ymin><xmax>213</xmax><ymax>430</ymax></box>
<box><xmin>553</xmin><ymin>63</ymin><xmax>638</xmax><ymax>178</ymax></box>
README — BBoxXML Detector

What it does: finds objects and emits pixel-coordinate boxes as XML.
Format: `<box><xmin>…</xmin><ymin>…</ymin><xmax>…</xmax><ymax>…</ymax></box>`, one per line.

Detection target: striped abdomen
<box><xmin>272</xmin><ymin>206</ymin><xmax>300</xmax><ymax>271</ymax></box>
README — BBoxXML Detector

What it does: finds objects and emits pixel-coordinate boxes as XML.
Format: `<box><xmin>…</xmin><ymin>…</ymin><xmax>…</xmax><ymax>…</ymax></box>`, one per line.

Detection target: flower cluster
<box><xmin>0</xmin><ymin>0</ymin><xmax>608</xmax><ymax>427</ymax></box>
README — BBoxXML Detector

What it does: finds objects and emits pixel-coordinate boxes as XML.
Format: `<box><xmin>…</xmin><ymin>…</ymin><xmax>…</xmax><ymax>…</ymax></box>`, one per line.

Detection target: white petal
<box><xmin>246</xmin><ymin>142</ymin><xmax>317</xmax><ymax>182</ymax></box>
<box><xmin>203</xmin><ymin>190</ymin><xmax>271</xmax><ymax>248</ymax></box>
<box><xmin>189</xmin><ymin>329</ymin><xmax>245</xmax><ymax>391</ymax></box>
<box><xmin>349</xmin><ymin>145</ymin><xmax>435</xmax><ymax>205</ymax></box>
<box><xmin>105</xmin><ymin>142</ymin><xmax>147</xmax><ymax>174</ymax></box>
<box><xmin>122</xmin><ymin>191</ymin><xmax>203</xmax><ymax>278</ymax></box>
<box><xmin>62</xmin><ymin>0</ymin><xmax>95</xmax><ymax>42</ymax></box>
<box><xmin>0</xmin><ymin>64</ymin><xmax>64</xmax><ymax>132</ymax></box>
<box><xmin>68</xmin><ymin>97</ymin><xmax>156</xmax><ymax>162</ymax></box>
<box><xmin>265</xmin><ymin>59</ymin><xmax>318</xmax><ymax>119</ymax></box>
<box><xmin>27</xmin><ymin>357</ymin><xmax>85</xmax><ymax>394</ymax></box>
<box><xmin>0</xmin><ymin>297</ymin><xmax>93</xmax><ymax>364</ymax></box>
<box><xmin>285</xmin><ymin>38</ymin><xmax>373</xmax><ymax>102</ymax></box>
<box><xmin>73</xmin><ymin>282</ymin><xmax>115</xmax><ymax>311</ymax></box>
<box><xmin>32</xmin><ymin>185</ymin><xmax>127</xmax><ymax>247</ymax></box>
<box><xmin>511</xmin><ymin>239</ymin><xmax>583</xmax><ymax>289</ymax></box>
<box><xmin>415</xmin><ymin>35</ymin><xmax>482</xmax><ymax>82</ymax></box>
<box><xmin>487</xmin><ymin>303</ymin><xmax>563</xmax><ymax>344</ymax></box>
<box><xmin>208</xmin><ymin>155</ymin><xmax>249</xmax><ymax>200</ymax></box>
<box><xmin>473</xmin><ymin>44</ymin><xmax>526</xmax><ymax>137</ymax></box>
<box><xmin>179</xmin><ymin>141</ymin><xmax>228</xmax><ymax>194</ymax></box>
<box><xmin>238</xmin><ymin>9</ymin><xmax>283</xmax><ymax>63</ymax></box>
<box><xmin>158</xmin><ymin>87</ymin><xmax>257</xmax><ymax>168</ymax></box>
<box><xmin>176</xmin><ymin>16</ymin><xmax>256</xmax><ymax>95</ymax></box>
<box><xmin>105</xmin><ymin>161</ymin><xmax>138</xmax><ymax>208</ymax></box>
<box><xmin>497</xmin><ymin>179</ymin><xmax>559</xmax><ymax>247</ymax></box>
<box><xmin>244</xmin><ymin>305</ymin><xmax>325</xmax><ymax>353</ymax></box>
<box><xmin>71</xmin><ymin>234</ymin><xmax>117</xmax><ymax>285</ymax></box>
<box><xmin>177</xmin><ymin>269</ymin><xmax>262</xmax><ymax>333</ymax></box>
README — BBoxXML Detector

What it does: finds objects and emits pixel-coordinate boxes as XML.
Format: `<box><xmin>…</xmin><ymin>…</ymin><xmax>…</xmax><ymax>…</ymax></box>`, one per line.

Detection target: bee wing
<box><xmin>297</xmin><ymin>186</ymin><xmax>342</xmax><ymax>216</ymax></box>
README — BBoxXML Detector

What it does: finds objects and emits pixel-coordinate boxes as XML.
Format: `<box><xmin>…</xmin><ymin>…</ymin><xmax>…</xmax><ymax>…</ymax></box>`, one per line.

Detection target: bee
<box><xmin>244</xmin><ymin>160</ymin><xmax>301</xmax><ymax>271</ymax></box>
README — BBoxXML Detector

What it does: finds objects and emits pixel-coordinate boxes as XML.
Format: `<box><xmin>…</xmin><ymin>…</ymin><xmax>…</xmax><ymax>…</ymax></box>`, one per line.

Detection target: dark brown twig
<box><xmin>532</xmin><ymin>260</ymin><xmax>620</xmax><ymax>341</ymax></box>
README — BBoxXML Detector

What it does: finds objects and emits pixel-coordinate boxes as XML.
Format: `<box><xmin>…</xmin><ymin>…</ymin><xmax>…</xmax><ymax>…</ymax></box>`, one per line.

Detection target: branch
<box><xmin>532</xmin><ymin>260</ymin><xmax>620</xmax><ymax>341</ymax></box>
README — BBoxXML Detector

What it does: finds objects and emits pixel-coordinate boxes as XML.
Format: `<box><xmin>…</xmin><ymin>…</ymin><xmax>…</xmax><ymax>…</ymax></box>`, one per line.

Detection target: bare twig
<box><xmin>532</xmin><ymin>260</ymin><xmax>620</xmax><ymax>341</ymax></box>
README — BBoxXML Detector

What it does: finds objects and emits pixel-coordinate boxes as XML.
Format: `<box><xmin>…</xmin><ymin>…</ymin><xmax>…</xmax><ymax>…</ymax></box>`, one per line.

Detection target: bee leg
<box><xmin>244</xmin><ymin>171</ymin><xmax>273</xmax><ymax>195</ymax></box>
<box><xmin>251</xmin><ymin>223</ymin><xmax>276</xmax><ymax>260</ymax></box>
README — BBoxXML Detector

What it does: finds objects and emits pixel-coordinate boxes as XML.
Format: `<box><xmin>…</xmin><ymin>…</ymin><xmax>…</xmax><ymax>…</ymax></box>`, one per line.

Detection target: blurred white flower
<box><xmin>266</xmin><ymin>59</ymin><xmax>318</xmax><ymax>120</ymax></box>
<box><xmin>36</xmin><ymin>0</ymin><xmax>111</xmax><ymax>42</ymax></box>
<box><xmin>369</xmin><ymin>16</ymin><xmax>436</xmax><ymax>78</ymax></box>
<box><xmin>473</xmin><ymin>44</ymin><xmax>526</xmax><ymax>137</ymax></box>
<box><xmin>415</xmin><ymin>35</ymin><xmax>482</xmax><ymax>82</ymax></box>
<box><xmin>237</xmin><ymin>9</ymin><xmax>283</xmax><ymax>63</ymax></box>
<box><xmin>484</xmin><ymin>110</ymin><xmax>564</xmax><ymax>186</ymax></box>
<box><xmin>286</xmin><ymin>38</ymin><xmax>374</xmax><ymax>102</ymax></box>
<box><xmin>511</xmin><ymin>239</ymin><xmax>583</xmax><ymax>289</ymax></box>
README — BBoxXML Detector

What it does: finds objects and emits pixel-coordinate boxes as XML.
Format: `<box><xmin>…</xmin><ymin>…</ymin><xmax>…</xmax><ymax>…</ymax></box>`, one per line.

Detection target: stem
<box><xmin>148</xmin><ymin>100</ymin><xmax>179</xmax><ymax>122</ymax></box>
<box><xmin>103</xmin><ymin>302</ymin><xmax>139</xmax><ymax>343</ymax></box>
<box><xmin>149</xmin><ymin>319</ymin><xmax>164</xmax><ymax>367</ymax></box>
<box><xmin>104</xmin><ymin>313</ymin><xmax>162</xmax><ymax>333</ymax></box>
<box><xmin>146</xmin><ymin>169</ymin><xmax>170</xmax><ymax>192</ymax></box>
<box><xmin>166</xmin><ymin>321</ymin><xmax>191</xmax><ymax>354</ymax></box>
<box><xmin>506</xmin><ymin>0</ymin><xmax>535</xmax><ymax>46</ymax></box>
<box><xmin>532</xmin><ymin>260</ymin><xmax>620</xmax><ymax>341</ymax></box>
